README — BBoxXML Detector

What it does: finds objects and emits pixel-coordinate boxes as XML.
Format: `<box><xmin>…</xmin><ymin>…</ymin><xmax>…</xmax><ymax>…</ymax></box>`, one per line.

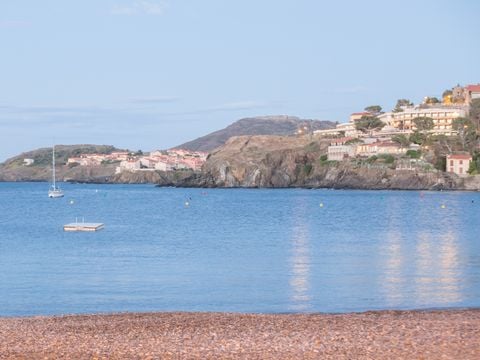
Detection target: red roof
<box><xmin>351</xmin><ymin>112</ymin><xmax>370</xmax><ymax>116</ymax></box>
<box><xmin>330</xmin><ymin>137</ymin><xmax>354</xmax><ymax>145</ymax></box>
<box><xmin>466</xmin><ymin>84</ymin><xmax>480</xmax><ymax>92</ymax></box>
<box><xmin>447</xmin><ymin>154</ymin><xmax>472</xmax><ymax>160</ymax></box>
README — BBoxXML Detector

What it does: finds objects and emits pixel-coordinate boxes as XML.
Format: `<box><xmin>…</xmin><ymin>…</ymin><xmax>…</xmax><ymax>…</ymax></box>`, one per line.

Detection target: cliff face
<box><xmin>167</xmin><ymin>135</ymin><xmax>466</xmax><ymax>190</ymax></box>
<box><xmin>2</xmin><ymin>136</ymin><xmax>479</xmax><ymax>190</ymax></box>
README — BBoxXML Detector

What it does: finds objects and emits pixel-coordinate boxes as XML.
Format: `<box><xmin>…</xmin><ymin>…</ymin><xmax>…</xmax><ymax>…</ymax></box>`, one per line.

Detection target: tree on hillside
<box><xmin>424</xmin><ymin>97</ymin><xmax>440</xmax><ymax>104</ymax></box>
<box><xmin>452</xmin><ymin>117</ymin><xmax>477</xmax><ymax>150</ymax></box>
<box><xmin>364</xmin><ymin>105</ymin><xmax>383</xmax><ymax>114</ymax></box>
<box><xmin>468</xmin><ymin>152</ymin><xmax>480</xmax><ymax>174</ymax></box>
<box><xmin>470</xmin><ymin>98</ymin><xmax>480</xmax><ymax>130</ymax></box>
<box><xmin>409</xmin><ymin>131</ymin><xmax>427</xmax><ymax>146</ymax></box>
<box><xmin>413</xmin><ymin>117</ymin><xmax>434</xmax><ymax>132</ymax></box>
<box><xmin>391</xmin><ymin>134</ymin><xmax>411</xmax><ymax>148</ymax></box>
<box><xmin>393</xmin><ymin>99</ymin><xmax>413</xmax><ymax>112</ymax></box>
<box><xmin>355</xmin><ymin>115</ymin><xmax>385</xmax><ymax>133</ymax></box>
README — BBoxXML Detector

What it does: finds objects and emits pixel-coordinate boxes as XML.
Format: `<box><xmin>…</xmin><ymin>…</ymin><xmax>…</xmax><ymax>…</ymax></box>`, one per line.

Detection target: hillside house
<box><xmin>446</xmin><ymin>154</ymin><xmax>472</xmax><ymax>176</ymax></box>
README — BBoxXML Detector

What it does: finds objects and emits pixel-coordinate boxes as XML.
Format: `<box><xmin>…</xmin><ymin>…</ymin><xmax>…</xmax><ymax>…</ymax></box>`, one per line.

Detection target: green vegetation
<box><xmin>364</xmin><ymin>105</ymin><xmax>382</xmax><ymax>114</ymax></box>
<box><xmin>318</xmin><ymin>155</ymin><xmax>337</xmax><ymax>167</ymax></box>
<box><xmin>303</xmin><ymin>164</ymin><xmax>313</xmax><ymax>176</ymax></box>
<box><xmin>413</xmin><ymin>117</ymin><xmax>434</xmax><ymax>132</ymax></box>
<box><xmin>378</xmin><ymin>154</ymin><xmax>395</xmax><ymax>164</ymax></box>
<box><xmin>468</xmin><ymin>152</ymin><xmax>480</xmax><ymax>174</ymax></box>
<box><xmin>391</xmin><ymin>134</ymin><xmax>411</xmax><ymax>147</ymax></box>
<box><xmin>304</xmin><ymin>141</ymin><xmax>320</xmax><ymax>153</ymax></box>
<box><xmin>406</xmin><ymin>150</ymin><xmax>421</xmax><ymax>159</ymax></box>
<box><xmin>469</xmin><ymin>98</ymin><xmax>480</xmax><ymax>129</ymax></box>
<box><xmin>435</xmin><ymin>156</ymin><xmax>446</xmax><ymax>171</ymax></box>
<box><xmin>393</xmin><ymin>99</ymin><xmax>413</xmax><ymax>112</ymax></box>
<box><xmin>355</xmin><ymin>115</ymin><xmax>385</xmax><ymax>133</ymax></box>
<box><xmin>424</xmin><ymin>97</ymin><xmax>440</xmax><ymax>104</ymax></box>
<box><xmin>452</xmin><ymin>117</ymin><xmax>477</xmax><ymax>151</ymax></box>
<box><xmin>344</xmin><ymin>138</ymin><xmax>363</xmax><ymax>145</ymax></box>
<box><xmin>409</xmin><ymin>131</ymin><xmax>427</xmax><ymax>145</ymax></box>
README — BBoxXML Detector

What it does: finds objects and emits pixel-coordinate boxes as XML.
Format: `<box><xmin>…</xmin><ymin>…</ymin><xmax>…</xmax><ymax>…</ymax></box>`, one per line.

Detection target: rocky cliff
<box><xmin>164</xmin><ymin>135</ymin><xmax>477</xmax><ymax>190</ymax></box>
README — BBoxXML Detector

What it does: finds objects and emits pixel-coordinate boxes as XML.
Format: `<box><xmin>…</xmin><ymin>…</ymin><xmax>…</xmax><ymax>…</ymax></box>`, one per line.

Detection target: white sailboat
<box><xmin>48</xmin><ymin>145</ymin><xmax>64</xmax><ymax>198</ymax></box>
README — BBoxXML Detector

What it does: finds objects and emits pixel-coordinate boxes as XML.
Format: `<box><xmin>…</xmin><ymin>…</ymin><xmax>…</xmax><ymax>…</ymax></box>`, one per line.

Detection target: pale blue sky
<box><xmin>1</xmin><ymin>0</ymin><xmax>479</xmax><ymax>161</ymax></box>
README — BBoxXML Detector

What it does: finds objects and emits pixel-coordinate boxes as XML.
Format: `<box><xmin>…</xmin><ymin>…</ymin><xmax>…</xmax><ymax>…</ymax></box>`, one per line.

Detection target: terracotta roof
<box><xmin>351</xmin><ymin>112</ymin><xmax>370</xmax><ymax>116</ymax></box>
<box><xmin>466</xmin><ymin>84</ymin><xmax>480</xmax><ymax>92</ymax></box>
<box><xmin>330</xmin><ymin>137</ymin><xmax>354</xmax><ymax>145</ymax></box>
<box><xmin>447</xmin><ymin>154</ymin><xmax>472</xmax><ymax>160</ymax></box>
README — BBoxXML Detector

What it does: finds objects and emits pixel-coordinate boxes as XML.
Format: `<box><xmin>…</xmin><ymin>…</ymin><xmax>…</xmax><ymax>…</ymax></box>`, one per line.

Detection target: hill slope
<box><xmin>176</xmin><ymin>115</ymin><xmax>336</xmax><ymax>151</ymax></box>
<box><xmin>0</xmin><ymin>144</ymin><xmax>124</xmax><ymax>182</ymax></box>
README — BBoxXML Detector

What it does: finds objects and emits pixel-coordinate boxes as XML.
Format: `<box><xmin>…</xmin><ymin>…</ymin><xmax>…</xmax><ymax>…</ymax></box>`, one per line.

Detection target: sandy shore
<box><xmin>1</xmin><ymin>310</ymin><xmax>479</xmax><ymax>359</ymax></box>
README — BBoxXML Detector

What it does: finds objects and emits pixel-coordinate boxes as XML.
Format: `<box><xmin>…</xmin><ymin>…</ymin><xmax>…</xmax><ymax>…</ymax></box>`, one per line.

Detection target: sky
<box><xmin>1</xmin><ymin>0</ymin><xmax>479</xmax><ymax>161</ymax></box>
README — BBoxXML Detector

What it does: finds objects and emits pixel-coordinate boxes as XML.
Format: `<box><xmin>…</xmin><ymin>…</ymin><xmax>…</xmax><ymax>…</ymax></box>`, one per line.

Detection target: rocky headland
<box><xmin>2</xmin><ymin>135</ymin><xmax>480</xmax><ymax>190</ymax></box>
<box><xmin>157</xmin><ymin>135</ymin><xmax>480</xmax><ymax>191</ymax></box>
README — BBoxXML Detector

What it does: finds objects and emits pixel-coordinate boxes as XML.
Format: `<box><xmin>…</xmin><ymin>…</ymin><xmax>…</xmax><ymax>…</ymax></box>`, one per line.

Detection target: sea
<box><xmin>0</xmin><ymin>182</ymin><xmax>479</xmax><ymax>316</ymax></box>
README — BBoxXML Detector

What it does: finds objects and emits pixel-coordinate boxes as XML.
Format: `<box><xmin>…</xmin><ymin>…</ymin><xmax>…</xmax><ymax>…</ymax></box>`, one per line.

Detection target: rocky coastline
<box><xmin>2</xmin><ymin>135</ymin><xmax>480</xmax><ymax>191</ymax></box>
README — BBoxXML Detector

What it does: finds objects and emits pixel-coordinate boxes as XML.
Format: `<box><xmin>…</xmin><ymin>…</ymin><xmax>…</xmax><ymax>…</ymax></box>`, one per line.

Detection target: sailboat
<box><xmin>48</xmin><ymin>145</ymin><xmax>64</xmax><ymax>198</ymax></box>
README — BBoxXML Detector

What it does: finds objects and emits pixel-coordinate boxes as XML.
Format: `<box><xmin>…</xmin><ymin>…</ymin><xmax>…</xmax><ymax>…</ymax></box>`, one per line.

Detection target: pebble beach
<box><xmin>1</xmin><ymin>309</ymin><xmax>479</xmax><ymax>359</ymax></box>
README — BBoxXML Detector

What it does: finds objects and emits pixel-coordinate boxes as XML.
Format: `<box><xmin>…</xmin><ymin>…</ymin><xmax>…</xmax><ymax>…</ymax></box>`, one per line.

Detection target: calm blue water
<box><xmin>0</xmin><ymin>182</ymin><xmax>479</xmax><ymax>316</ymax></box>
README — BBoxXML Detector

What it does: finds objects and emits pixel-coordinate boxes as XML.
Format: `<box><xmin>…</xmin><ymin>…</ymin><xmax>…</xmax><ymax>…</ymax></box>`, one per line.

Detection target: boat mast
<box><xmin>52</xmin><ymin>145</ymin><xmax>56</xmax><ymax>189</ymax></box>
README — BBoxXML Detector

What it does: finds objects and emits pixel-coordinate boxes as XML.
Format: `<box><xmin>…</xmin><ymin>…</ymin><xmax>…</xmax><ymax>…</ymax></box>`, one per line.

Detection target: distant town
<box><xmin>23</xmin><ymin>148</ymin><xmax>209</xmax><ymax>173</ymax></box>
<box><xmin>313</xmin><ymin>83</ymin><xmax>480</xmax><ymax>176</ymax></box>
<box><xmin>18</xmin><ymin>83</ymin><xmax>480</xmax><ymax>181</ymax></box>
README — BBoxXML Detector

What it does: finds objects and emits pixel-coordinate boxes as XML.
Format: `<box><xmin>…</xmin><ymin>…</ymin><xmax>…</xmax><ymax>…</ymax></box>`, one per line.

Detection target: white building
<box><xmin>23</xmin><ymin>158</ymin><xmax>34</xmax><ymax>166</ymax></box>
<box><xmin>378</xmin><ymin>107</ymin><xmax>467</xmax><ymax>135</ymax></box>
<box><xmin>327</xmin><ymin>145</ymin><xmax>356</xmax><ymax>161</ymax></box>
<box><xmin>154</xmin><ymin>161</ymin><xmax>174</xmax><ymax>171</ymax></box>
<box><xmin>116</xmin><ymin>160</ymin><xmax>141</xmax><ymax>174</ymax></box>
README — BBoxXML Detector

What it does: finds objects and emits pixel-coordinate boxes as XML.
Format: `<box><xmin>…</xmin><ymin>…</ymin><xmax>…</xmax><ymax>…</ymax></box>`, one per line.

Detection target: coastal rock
<box><xmin>164</xmin><ymin>135</ymin><xmax>468</xmax><ymax>190</ymax></box>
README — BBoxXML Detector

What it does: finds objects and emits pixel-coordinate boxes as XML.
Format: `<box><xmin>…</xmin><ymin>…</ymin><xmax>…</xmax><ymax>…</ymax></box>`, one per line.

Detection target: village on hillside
<box><xmin>19</xmin><ymin>83</ymin><xmax>479</xmax><ymax>179</ymax></box>
<box><xmin>312</xmin><ymin>83</ymin><xmax>480</xmax><ymax>176</ymax></box>
<box><xmin>65</xmin><ymin>148</ymin><xmax>208</xmax><ymax>173</ymax></box>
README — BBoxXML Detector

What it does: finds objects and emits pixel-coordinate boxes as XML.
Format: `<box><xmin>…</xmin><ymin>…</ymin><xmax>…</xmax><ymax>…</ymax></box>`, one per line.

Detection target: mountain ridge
<box><xmin>175</xmin><ymin>115</ymin><xmax>336</xmax><ymax>151</ymax></box>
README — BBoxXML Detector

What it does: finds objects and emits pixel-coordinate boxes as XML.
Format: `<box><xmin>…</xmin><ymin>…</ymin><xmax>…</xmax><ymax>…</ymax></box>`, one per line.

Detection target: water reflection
<box><xmin>382</xmin><ymin>229</ymin><xmax>405</xmax><ymax>307</ymax></box>
<box><xmin>382</xmin><ymin>195</ymin><xmax>464</xmax><ymax>308</ymax></box>
<box><xmin>288</xmin><ymin>199</ymin><xmax>312</xmax><ymax>311</ymax></box>
<box><xmin>413</xmin><ymin>230</ymin><xmax>463</xmax><ymax>305</ymax></box>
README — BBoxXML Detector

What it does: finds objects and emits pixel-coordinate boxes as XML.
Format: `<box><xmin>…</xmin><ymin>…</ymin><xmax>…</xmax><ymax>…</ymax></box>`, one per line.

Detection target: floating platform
<box><xmin>63</xmin><ymin>222</ymin><xmax>104</xmax><ymax>232</ymax></box>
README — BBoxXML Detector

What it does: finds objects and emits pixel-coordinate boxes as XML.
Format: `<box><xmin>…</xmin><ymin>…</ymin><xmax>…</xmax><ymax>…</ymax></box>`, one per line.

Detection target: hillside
<box><xmin>160</xmin><ymin>134</ymin><xmax>480</xmax><ymax>190</ymax></box>
<box><xmin>175</xmin><ymin>115</ymin><xmax>336</xmax><ymax>151</ymax></box>
<box><xmin>0</xmin><ymin>145</ymin><xmax>124</xmax><ymax>182</ymax></box>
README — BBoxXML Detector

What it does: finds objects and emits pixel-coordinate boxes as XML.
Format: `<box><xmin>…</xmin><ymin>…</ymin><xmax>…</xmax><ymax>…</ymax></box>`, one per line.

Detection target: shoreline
<box><xmin>2</xmin><ymin>309</ymin><xmax>479</xmax><ymax>359</ymax></box>
<box><xmin>1</xmin><ymin>179</ymin><xmax>480</xmax><ymax>192</ymax></box>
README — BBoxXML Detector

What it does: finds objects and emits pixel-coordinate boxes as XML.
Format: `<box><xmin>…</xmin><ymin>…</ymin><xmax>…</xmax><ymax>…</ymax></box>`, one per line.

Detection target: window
<box><xmin>450</xmin><ymin>160</ymin><xmax>454</xmax><ymax>166</ymax></box>
<box><xmin>460</xmin><ymin>160</ymin><xmax>463</xmax><ymax>165</ymax></box>
<box><xmin>460</xmin><ymin>168</ymin><xmax>463</xmax><ymax>174</ymax></box>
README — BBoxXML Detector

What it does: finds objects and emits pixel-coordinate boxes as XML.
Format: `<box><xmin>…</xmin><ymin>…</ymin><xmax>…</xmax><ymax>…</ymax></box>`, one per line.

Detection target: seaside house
<box><xmin>446</xmin><ymin>154</ymin><xmax>472</xmax><ymax>176</ymax></box>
